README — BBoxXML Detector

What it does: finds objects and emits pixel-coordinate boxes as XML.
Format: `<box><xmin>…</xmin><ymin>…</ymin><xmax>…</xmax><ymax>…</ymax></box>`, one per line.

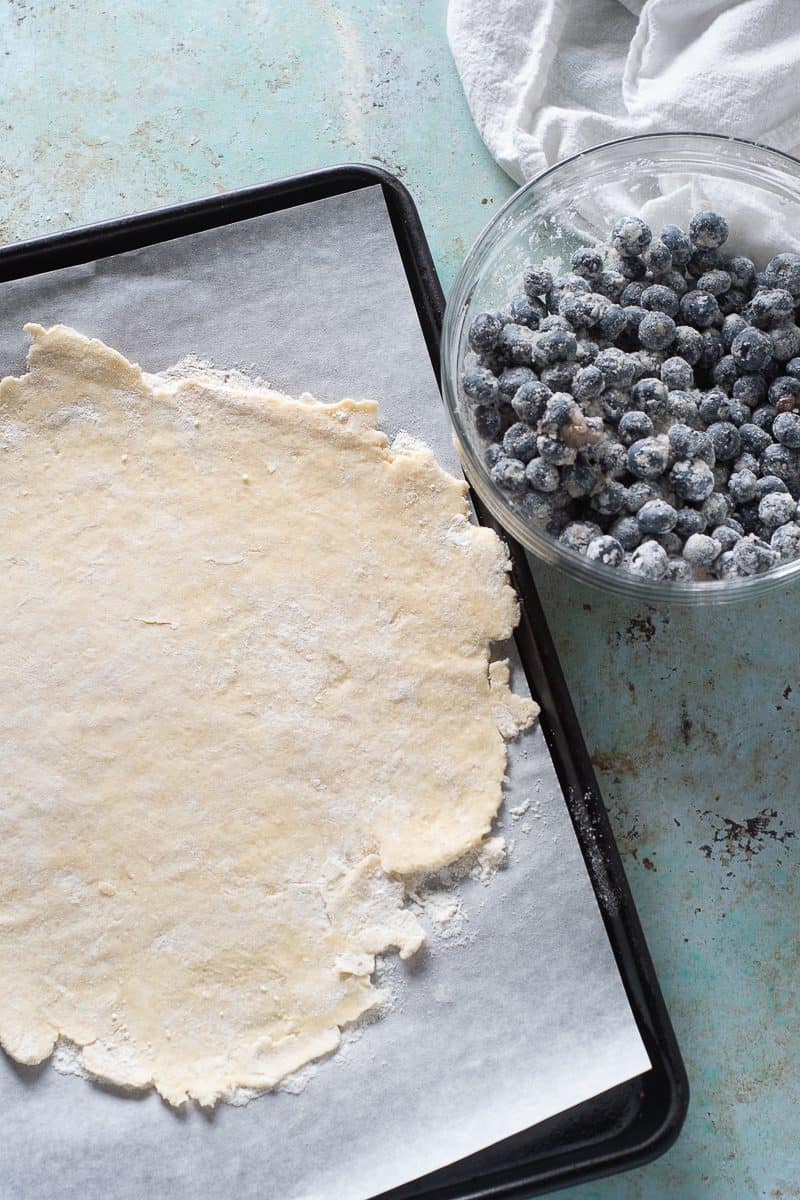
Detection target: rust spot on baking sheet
<box><xmin>699</xmin><ymin>808</ymin><xmax>796</xmax><ymax>863</ymax></box>
<box><xmin>783</xmin><ymin>684</ymin><xmax>792</xmax><ymax>700</ymax></box>
<box><xmin>591</xmin><ymin>750</ymin><xmax>640</xmax><ymax>781</ymax></box>
<box><xmin>679</xmin><ymin>699</ymin><xmax>693</xmax><ymax>746</ymax></box>
<box><xmin>623</xmin><ymin>615</ymin><xmax>656</xmax><ymax>644</ymax></box>
<box><xmin>642</xmin><ymin>856</ymin><xmax>656</xmax><ymax>871</ymax></box>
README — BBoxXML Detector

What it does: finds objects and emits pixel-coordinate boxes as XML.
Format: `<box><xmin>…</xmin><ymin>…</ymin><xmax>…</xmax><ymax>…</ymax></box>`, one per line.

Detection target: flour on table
<box><xmin>0</xmin><ymin>324</ymin><xmax>538</xmax><ymax>1107</ymax></box>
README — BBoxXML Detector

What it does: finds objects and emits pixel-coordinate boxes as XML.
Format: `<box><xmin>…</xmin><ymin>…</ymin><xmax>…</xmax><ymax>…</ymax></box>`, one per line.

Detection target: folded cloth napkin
<box><xmin>447</xmin><ymin>0</ymin><xmax>800</xmax><ymax>185</ymax></box>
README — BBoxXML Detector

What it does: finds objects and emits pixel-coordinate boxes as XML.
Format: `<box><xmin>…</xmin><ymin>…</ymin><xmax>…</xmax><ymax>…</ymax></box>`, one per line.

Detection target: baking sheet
<box><xmin>0</xmin><ymin>184</ymin><xmax>650</xmax><ymax>1200</ymax></box>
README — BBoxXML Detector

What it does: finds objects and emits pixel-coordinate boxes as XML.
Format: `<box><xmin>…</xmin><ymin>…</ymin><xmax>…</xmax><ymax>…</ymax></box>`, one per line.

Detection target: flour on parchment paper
<box><xmin>0</xmin><ymin>324</ymin><xmax>538</xmax><ymax>1108</ymax></box>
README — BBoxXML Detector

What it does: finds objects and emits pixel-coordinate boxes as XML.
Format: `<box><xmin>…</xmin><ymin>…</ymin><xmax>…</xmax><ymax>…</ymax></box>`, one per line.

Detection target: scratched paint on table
<box><xmin>1</xmin><ymin>2</ymin><xmax>798</xmax><ymax>1196</ymax></box>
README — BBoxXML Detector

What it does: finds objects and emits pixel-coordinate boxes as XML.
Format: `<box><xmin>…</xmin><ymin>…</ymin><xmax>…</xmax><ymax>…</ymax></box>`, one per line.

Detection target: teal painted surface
<box><xmin>1</xmin><ymin>3</ymin><xmax>797</xmax><ymax>1197</ymax></box>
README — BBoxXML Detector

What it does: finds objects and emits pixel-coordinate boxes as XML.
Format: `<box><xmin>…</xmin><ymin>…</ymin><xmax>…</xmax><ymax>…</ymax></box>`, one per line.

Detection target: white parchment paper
<box><xmin>0</xmin><ymin>184</ymin><xmax>650</xmax><ymax>1200</ymax></box>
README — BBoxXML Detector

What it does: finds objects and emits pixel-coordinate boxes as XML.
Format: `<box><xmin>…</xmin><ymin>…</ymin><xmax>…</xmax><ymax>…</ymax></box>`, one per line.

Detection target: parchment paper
<box><xmin>0</xmin><ymin>184</ymin><xmax>650</xmax><ymax>1200</ymax></box>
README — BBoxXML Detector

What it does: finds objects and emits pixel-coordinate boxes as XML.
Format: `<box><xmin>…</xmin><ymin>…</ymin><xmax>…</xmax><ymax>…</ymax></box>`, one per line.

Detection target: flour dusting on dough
<box><xmin>0</xmin><ymin>324</ymin><xmax>538</xmax><ymax>1107</ymax></box>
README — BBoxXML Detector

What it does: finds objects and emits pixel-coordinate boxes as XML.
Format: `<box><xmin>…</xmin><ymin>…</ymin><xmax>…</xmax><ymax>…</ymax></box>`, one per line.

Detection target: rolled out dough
<box><xmin>0</xmin><ymin>324</ymin><xmax>538</xmax><ymax>1106</ymax></box>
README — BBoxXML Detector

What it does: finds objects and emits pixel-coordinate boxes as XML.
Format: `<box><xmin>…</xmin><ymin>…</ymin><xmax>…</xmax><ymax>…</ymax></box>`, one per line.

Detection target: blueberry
<box><xmin>575</xmin><ymin>338</ymin><xmax>600</xmax><ymax>365</ymax></box>
<box><xmin>497</xmin><ymin>323</ymin><xmax>536</xmax><ymax>365</ymax></box>
<box><xmin>689</xmin><ymin>211</ymin><xmax>729</xmax><ymax>249</ymax></box>
<box><xmin>728</xmin><ymin>468</ymin><xmax>759</xmax><ymax>504</ymax></box>
<box><xmin>768</xmin><ymin>323</ymin><xmax>800</xmax><ymax>362</ymax></box>
<box><xmin>646</xmin><ymin>239</ymin><xmax>673</xmax><ymax>275</ymax></box>
<box><xmin>571</xmin><ymin>247</ymin><xmax>605</xmax><ymax>280</ymax></box>
<box><xmin>759</xmin><ymin>491</ymin><xmax>796</xmax><ymax>528</ymax></box>
<box><xmin>540</xmin><ymin>392</ymin><xmax>579</xmax><ymax>434</ymax></box>
<box><xmin>661</xmin><ymin>356</ymin><xmax>694</xmax><ymax>390</ymax></box>
<box><xmin>619</xmin><ymin>410</ymin><xmax>654</xmax><ymax>445</ymax></box>
<box><xmin>637</xmin><ymin>499</ymin><xmax>678</xmax><ymax>534</ymax></box>
<box><xmin>695</xmin><ymin>386</ymin><xmax>734</xmax><ymax>424</ymax></box>
<box><xmin>562</xmin><ymin>461</ymin><xmax>599</xmax><ymax>498</ymax></box>
<box><xmin>558</xmin><ymin>290</ymin><xmax>603</xmax><ymax>327</ymax></box>
<box><xmin>714</xmin><ymin>549</ymin><xmax>741</xmax><ymax>579</ymax></box>
<box><xmin>541</xmin><ymin>361</ymin><xmax>579</xmax><ymax>392</ymax></box>
<box><xmin>631</xmin><ymin>349</ymin><xmax>667</xmax><ymax>381</ymax></box>
<box><xmin>696</xmin><ymin>269</ymin><xmax>732</xmax><ymax>296</ymax></box>
<box><xmin>706</xmin><ymin>421</ymin><xmax>741</xmax><ymax>461</ymax></box>
<box><xmin>490</xmin><ymin>456</ymin><xmax>528</xmax><ymax>493</ymax></box>
<box><xmin>761</xmin><ymin>442</ymin><xmax>797</xmax><ymax>481</ymax></box>
<box><xmin>754</xmin><ymin>474</ymin><xmax>789</xmax><ymax>498</ymax></box>
<box><xmin>517</xmin><ymin>491</ymin><xmax>555</xmax><ymax>526</ymax></box>
<box><xmin>721</xmin><ymin>313</ymin><xmax>748</xmax><ymax>351</ymax></box>
<box><xmin>675</xmin><ymin>506</ymin><xmax>707</xmax><ymax>537</ymax></box>
<box><xmin>701</xmin><ymin>491</ymin><xmax>732</xmax><ymax>526</ymax></box>
<box><xmin>559</xmin><ymin>521</ymin><xmax>602</xmax><ymax>553</ymax></box>
<box><xmin>617</xmin><ymin>253</ymin><xmax>648</xmax><ymax>281</ymax></box>
<box><xmin>751</xmin><ymin>405</ymin><xmax>777</xmax><ymax>433</ymax></box>
<box><xmin>598</xmin><ymin>440</ymin><xmax>628</xmax><ymax>478</ymax></box>
<box><xmin>621</xmin><ymin>282</ymin><xmax>646</xmax><ymax>306</ymax></box>
<box><xmin>689</xmin><ymin>247</ymin><xmax>726</xmax><ymax>278</ymax></box>
<box><xmin>732</xmin><ymin>374</ymin><xmax>767</xmax><ymax>406</ymax></box>
<box><xmin>679</xmin><ymin>289</ymin><xmax>721</xmax><ymax>329</ymax></box>
<box><xmin>773</xmin><ymin>410</ymin><xmax>800</xmax><ymax>447</ymax></box>
<box><xmin>712</xmin><ymin>524</ymin><xmax>743</xmax><ymax>552</ymax></box>
<box><xmin>660</xmin><ymin>224</ymin><xmax>692</xmax><ymax>266</ymax></box>
<box><xmin>665</xmin><ymin>556</ymin><xmax>694</xmax><ymax>581</ymax></box>
<box><xmin>523</xmin><ymin>264</ymin><xmax>554</xmax><ymax>299</ymax></box>
<box><xmin>598</xmin><ymin>270</ymin><xmax>627</xmax><ymax>302</ymax></box>
<box><xmin>625</xmin><ymin>481</ymin><xmax>655</xmax><ymax>512</ymax></box>
<box><xmin>683</xmin><ymin>533</ymin><xmax>721</xmax><ymax>568</ymax></box>
<box><xmin>503</xmin><ymin>422</ymin><xmax>539</xmax><ymax>462</ymax></box>
<box><xmin>765</xmin><ymin>252</ymin><xmax>800</xmax><ymax>297</ymax></box>
<box><xmin>639</xmin><ymin>311</ymin><xmax>676</xmax><ymax>350</ymax></box>
<box><xmin>769</xmin><ymin>374</ymin><xmax>800</xmax><ymax>406</ymax></box>
<box><xmin>747</xmin><ymin>288</ymin><xmax>794</xmax><ymax>328</ymax></box>
<box><xmin>624</xmin><ymin>305</ymin><xmax>648</xmax><ymax>334</ymax></box>
<box><xmin>612</xmin><ymin>215</ymin><xmax>652</xmax><ymax>256</ymax></box>
<box><xmin>535</xmin><ymin>327</ymin><xmax>578</xmax><ymax>365</ymax></box>
<box><xmin>733</xmin><ymin>533</ymin><xmax>778</xmax><ymax>575</ymax></box>
<box><xmin>474</xmin><ymin>405</ymin><xmax>502</xmax><ymax>440</ymax></box>
<box><xmin>585</xmin><ymin>535</ymin><xmax>624</xmax><ymax>568</ymax></box>
<box><xmin>468</xmin><ymin>312</ymin><xmax>502</xmax><ymax>353</ymax></box>
<box><xmin>628</xmin><ymin>539</ymin><xmax>669</xmax><ymax>580</ymax></box>
<box><xmin>670</xmin><ymin>458</ymin><xmax>715</xmax><ymax>501</ymax></box>
<box><xmin>718</xmin><ymin>288</ymin><xmax>748</xmax><ymax>315</ymax></box>
<box><xmin>663</xmin><ymin>270</ymin><xmax>689</xmax><ymax>297</ymax></box>
<box><xmin>632</xmin><ymin>377</ymin><xmax>668</xmax><ymax>418</ymax></box>
<box><xmin>484</xmin><ymin>441</ymin><xmax>505</xmax><ymax>468</ymax></box>
<box><xmin>537</xmin><ymin>435</ymin><xmax>577</xmax><ymax>466</ymax></box>
<box><xmin>595</xmin><ymin>347</ymin><xmax>636</xmax><ymax>389</ymax></box>
<box><xmin>727</xmin><ymin>256</ymin><xmax>756</xmax><ymax>290</ymax></box>
<box><xmin>572</xmin><ymin>365</ymin><xmax>605</xmax><ymax>403</ymax></box>
<box><xmin>712</xmin><ymin>354</ymin><xmax>737</xmax><ymax>392</ymax></box>
<box><xmin>525</xmin><ymin>457</ymin><xmax>561</xmax><ymax>492</ymax></box>
<box><xmin>628</xmin><ymin>436</ymin><xmax>670</xmax><ymax>479</ymax></box>
<box><xmin>512</xmin><ymin>380</ymin><xmax>551</xmax><ymax>423</ymax></box>
<box><xmin>673</xmin><ymin>325</ymin><xmax>704</xmax><ymax>365</ymax></box>
<box><xmin>785</xmin><ymin>357</ymin><xmax>800</xmax><ymax>380</ymax></box>
<box><xmin>667</xmin><ymin>390</ymin><xmax>700</xmax><ymax>426</ymax></box>
<box><xmin>641</xmin><ymin>284</ymin><xmax>680</xmax><ymax>318</ymax></box>
<box><xmin>733</xmin><ymin>451</ymin><xmax>760</xmax><ymax>474</ymax></box>
<box><xmin>507</xmin><ymin>294</ymin><xmax>545</xmax><ymax>329</ymax></box>
<box><xmin>610</xmin><ymin>515</ymin><xmax>643</xmax><ymax>550</ymax></box>
<box><xmin>463</xmin><ymin>366</ymin><xmax>500</xmax><ymax>405</ymax></box>
<box><xmin>601</xmin><ymin>388</ymin><xmax>632</xmax><ymax>424</ymax></box>
<box><xmin>539</xmin><ymin>314</ymin><xmax>572</xmax><ymax>332</ymax></box>
<box><xmin>597</xmin><ymin>303</ymin><xmax>628</xmax><ymax>340</ymax></box>
<box><xmin>590</xmin><ymin>480</ymin><xmax>626</xmax><ymax>515</ymax></box>
<box><xmin>668</xmin><ymin>423</ymin><xmax>714</xmax><ymax>464</ymax></box>
<box><xmin>770</xmin><ymin>521</ymin><xmax>800</xmax><ymax>560</ymax></box>
<box><xmin>550</xmin><ymin>273</ymin><xmax>592</xmax><ymax>298</ymax></box>
<box><xmin>498</xmin><ymin>366</ymin><xmax>535</xmax><ymax>402</ymax></box>
<box><xmin>730</xmin><ymin>327</ymin><xmax>773</xmax><ymax>372</ymax></box>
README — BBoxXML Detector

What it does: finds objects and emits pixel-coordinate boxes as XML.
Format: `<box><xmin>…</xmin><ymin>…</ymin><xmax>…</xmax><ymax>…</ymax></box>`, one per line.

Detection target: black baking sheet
<box><xmin>0</xmin><ymin>165</ymin><xmax>687</xmax><ymax>1199</ymax></box>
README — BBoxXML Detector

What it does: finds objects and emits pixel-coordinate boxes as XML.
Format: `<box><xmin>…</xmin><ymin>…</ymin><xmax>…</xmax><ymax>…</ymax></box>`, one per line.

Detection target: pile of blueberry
<box><xmin>462</xmin><ymin>210</ymin><xmax>800</xmax><ymax>581</ymax></box>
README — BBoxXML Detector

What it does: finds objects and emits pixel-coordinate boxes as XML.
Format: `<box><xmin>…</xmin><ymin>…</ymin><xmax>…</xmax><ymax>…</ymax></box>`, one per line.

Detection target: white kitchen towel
<box><xmin>447</xmin><ymin>0</ymin><xmax>800</xmax><ymax>185</ymax></box>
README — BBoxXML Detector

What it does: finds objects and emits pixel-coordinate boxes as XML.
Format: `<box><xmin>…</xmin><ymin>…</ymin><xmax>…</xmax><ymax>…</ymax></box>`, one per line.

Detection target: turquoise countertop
<box><xmin>2</xmin><ymin>3</ymin><xmax>797</xmax><ymax>1197</ymax></box>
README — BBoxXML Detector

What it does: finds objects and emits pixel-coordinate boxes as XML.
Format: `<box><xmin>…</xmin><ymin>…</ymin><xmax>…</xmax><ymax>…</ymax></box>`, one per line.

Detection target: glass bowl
<box><xmin>442</xmin><ymin>132</ymin><xmax>800</xmax><ymax>604</ymax></box>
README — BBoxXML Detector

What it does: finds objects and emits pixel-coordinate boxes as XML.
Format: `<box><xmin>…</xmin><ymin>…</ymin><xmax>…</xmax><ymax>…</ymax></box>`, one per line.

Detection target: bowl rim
<box><xmin>442</xmin><ymin>130</ymin><xmax>800</xmax><ymax>602</ymax></box>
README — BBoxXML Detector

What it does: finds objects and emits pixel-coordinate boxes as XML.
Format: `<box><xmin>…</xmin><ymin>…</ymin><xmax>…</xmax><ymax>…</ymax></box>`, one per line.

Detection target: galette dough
<box><xmin>0</xmin><ymin>324</ymin><xmax>538</xmax><ymax>1106</ymax></box>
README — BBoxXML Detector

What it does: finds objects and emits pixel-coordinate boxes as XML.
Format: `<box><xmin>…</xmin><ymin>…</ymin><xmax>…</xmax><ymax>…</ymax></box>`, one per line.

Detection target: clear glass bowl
<box><xmin>442</xmin><ymin>133</ymin><xmax>800</xmax><ymax>604</ymax></box>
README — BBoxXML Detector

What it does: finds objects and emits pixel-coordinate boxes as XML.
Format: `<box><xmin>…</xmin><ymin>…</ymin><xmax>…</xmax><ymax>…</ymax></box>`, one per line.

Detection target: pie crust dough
<box><xmin>0</xmin><ymin>324</ymin><xmax>538</xmax><ymax>1105</ymax></box>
